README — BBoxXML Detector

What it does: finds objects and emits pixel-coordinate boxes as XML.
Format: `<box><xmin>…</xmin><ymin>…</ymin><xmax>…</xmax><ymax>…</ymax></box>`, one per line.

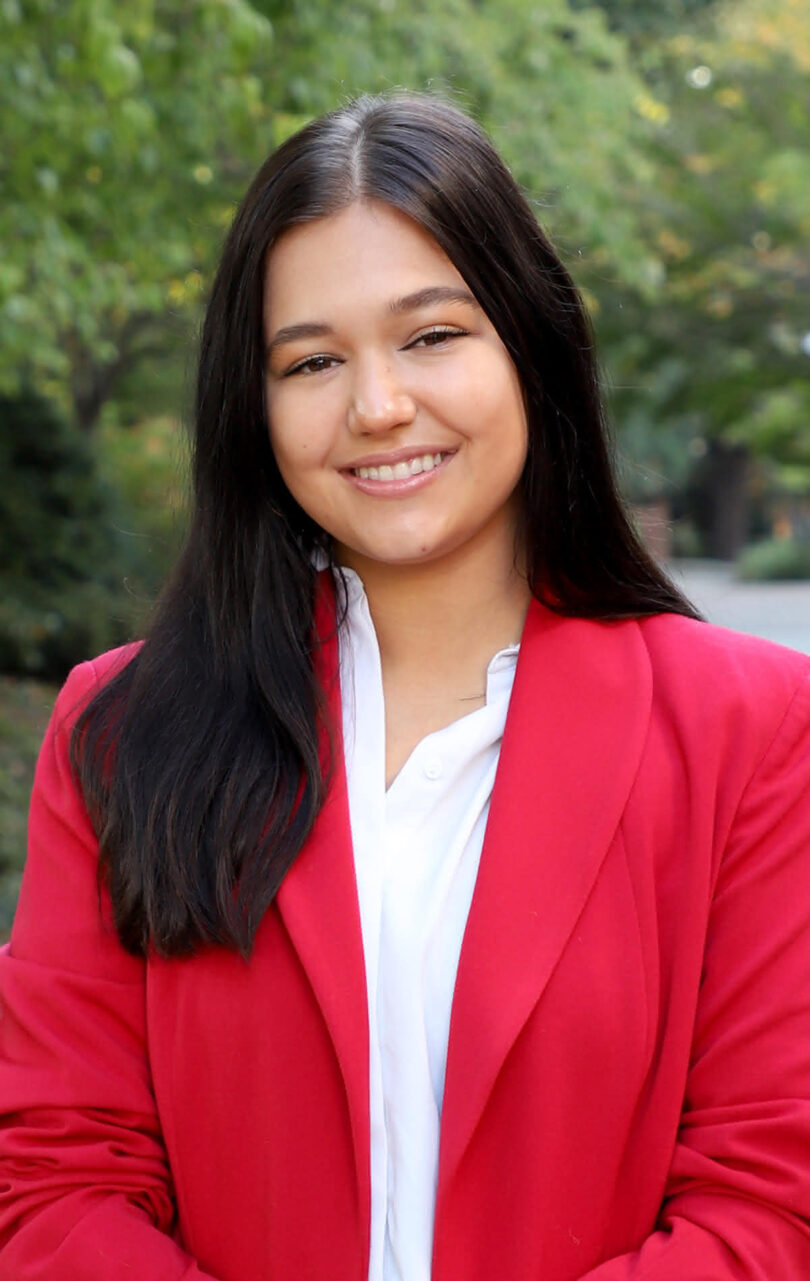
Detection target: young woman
<box><xmin>2</xmin><ymin>93</ymin><xmax>810</xmax><ymax>1281</ymax></box>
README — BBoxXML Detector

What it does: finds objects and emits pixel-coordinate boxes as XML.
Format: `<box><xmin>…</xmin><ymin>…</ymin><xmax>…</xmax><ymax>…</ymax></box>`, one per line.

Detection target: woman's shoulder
<box><xmin>52</xmin><ymin>641</ymin><xmax>144</xmax><ymax>733</ymax></box>
<box><xmin>638</xmin><ymin>610</ymin><xmax>809</xmax><ymax>684</ymax></box>
<box><xmin>84</xmin><ymin>640</ymin><xmax>143</xmax><ymax>683</ymax></box>
<box><xmin>636</xmin><ymin>611</ymin><xmax>810</xmax><ymax>752</ymax></box>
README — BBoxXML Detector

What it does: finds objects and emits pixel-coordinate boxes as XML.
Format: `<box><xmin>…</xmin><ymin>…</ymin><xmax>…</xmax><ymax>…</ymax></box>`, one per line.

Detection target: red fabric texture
<box><xmin>2</xmin><ymin>598</ymin><xmax>810</xmax><ymax>1279</ymax></box>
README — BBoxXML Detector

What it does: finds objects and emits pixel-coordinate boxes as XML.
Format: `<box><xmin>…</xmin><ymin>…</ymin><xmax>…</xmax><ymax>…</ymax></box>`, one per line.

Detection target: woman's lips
<box><xmin>342</xmin><ymin>450</ymin><xmax>455</xmax><ymax>495</ymax></box>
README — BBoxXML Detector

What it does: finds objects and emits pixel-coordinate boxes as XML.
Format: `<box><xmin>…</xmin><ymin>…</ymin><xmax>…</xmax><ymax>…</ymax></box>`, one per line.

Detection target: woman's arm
<box><xmin>0</xmin><ymin>661</ymin><xmax>220</xmax><ymax>1279</ymax></box>
<box><xmin>580</xmin><ymin>669</ymin><xmax>810</xmax><ymax>1279</ymax></box>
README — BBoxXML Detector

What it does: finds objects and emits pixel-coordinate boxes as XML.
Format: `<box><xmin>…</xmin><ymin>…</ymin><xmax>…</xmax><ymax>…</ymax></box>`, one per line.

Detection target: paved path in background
<box><xmin>668</xmin><ymin>560</ymin><xmax>810</xmax><ymax>656</ymax></box>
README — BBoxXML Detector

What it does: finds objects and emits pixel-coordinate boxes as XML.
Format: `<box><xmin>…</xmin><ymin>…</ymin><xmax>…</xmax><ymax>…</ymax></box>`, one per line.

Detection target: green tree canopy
<box><xmin>599</xmin><ymin>0</ymin><xmax>810</xmax><ymax>517</ymax></box>
<box><xmin>0</xmin><ymin>0</ymin><xmax>273</xmax><ymax>428</ymax></box>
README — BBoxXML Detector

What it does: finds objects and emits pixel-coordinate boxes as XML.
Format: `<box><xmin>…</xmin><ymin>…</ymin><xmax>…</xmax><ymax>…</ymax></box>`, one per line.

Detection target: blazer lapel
<box><xmin>275</xmin><ymin>572</ymin><xmax>370</xmax><ymax>1243</ymax></box>
<box><xmin>438</xmin><ymin>602</ymin><xmax>653</xmax><ymax>1190</ymax></box>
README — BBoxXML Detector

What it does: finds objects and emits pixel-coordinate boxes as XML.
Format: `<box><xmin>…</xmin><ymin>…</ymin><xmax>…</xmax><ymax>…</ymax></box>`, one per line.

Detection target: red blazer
<box><xmin>2</xmin><ymin>598</ymin><xmax>810</xmax><ymax>1280</ymax></box>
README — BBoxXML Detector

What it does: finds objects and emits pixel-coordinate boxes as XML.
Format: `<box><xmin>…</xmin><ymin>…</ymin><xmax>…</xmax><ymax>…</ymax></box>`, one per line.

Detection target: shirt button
<box><xmin>424</xmin><ymin>757</ymin><xmax>442</xmax><ymax>781</ymax></box>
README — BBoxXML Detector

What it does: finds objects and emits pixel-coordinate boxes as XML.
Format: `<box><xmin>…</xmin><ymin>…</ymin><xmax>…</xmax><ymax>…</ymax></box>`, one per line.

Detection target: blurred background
<box><xmin>2</xmin><ymin>0</ymin><xmax>809</xmax><ymax>930</ymax></box>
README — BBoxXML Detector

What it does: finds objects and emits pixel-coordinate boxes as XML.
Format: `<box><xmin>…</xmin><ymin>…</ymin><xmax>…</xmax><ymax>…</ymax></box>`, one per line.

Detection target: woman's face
<box><xmin>263</xmin><ymin>200</ymin><xmax>528</xmax><ymax>576</ymax></box>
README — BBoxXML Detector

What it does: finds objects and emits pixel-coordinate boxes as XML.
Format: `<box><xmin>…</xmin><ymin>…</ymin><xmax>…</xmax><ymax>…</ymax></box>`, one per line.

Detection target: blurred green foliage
<box><xmin>604</xmin><ymin>0</ymin><xmax>810</xmax><ymax>511</ymax></box>
<box><xmin>0</xmin><ymin>0</ymin><xmax>274</xmax><ymax>429</ymax></box>
<box><xmin>0</xmin><ymin>390</ymin><xmax>181</xmax><ymax>677</ymax></box>
<box><xmin>736</xmin><ymin>537</ymin><xmax>810</xmax><ymax>581</ymax></box>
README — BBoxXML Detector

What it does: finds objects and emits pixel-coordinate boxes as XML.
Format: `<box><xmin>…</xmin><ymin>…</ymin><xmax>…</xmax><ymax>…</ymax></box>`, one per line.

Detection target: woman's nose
<box><xmin>347</xmin><ymin>355</ymin><xmax>416</xmax><ymax>435</ymax></box>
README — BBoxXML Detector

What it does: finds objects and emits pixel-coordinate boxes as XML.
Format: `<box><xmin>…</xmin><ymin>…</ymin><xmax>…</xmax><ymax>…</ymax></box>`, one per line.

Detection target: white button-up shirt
<box><xmin>336</xmin><ymin>568</ymin><xmax>519</xmax><ymax>1281</ymax></box>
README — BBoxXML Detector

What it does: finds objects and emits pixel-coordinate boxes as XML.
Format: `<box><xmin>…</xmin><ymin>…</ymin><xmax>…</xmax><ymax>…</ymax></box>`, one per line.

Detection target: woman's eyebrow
<box><xmin>388</xmin><ymin>285</ymin><xmax>480</xmax><ymax>314</ymax></box>
<box><xmin>266</xmin><ymin>286</ymin><xmax>480</xmax><ymax>357</ymax></box>
<box><xmin>266</xmin><ymin>321</ymin><xmax>332</xmax><ymax>358</ymax></box>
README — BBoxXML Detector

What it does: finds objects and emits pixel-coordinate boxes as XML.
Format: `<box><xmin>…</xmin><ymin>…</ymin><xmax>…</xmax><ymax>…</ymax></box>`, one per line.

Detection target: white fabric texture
<box><xmin>336</xmin><ymin>568</ymin><xmax>519</xmax><ymax>1281</ymax></box>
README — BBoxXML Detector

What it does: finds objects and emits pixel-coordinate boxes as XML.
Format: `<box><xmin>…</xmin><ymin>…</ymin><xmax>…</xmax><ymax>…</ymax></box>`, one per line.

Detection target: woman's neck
<box><xmin>336</xmin><ymin>533</ymin><xmax>531</xmax><ymax>687</ymax></box>
<box><xmin>335</xmin><ymin>527</ymin><xmax>531</xmax><ymax>785</ymax></box>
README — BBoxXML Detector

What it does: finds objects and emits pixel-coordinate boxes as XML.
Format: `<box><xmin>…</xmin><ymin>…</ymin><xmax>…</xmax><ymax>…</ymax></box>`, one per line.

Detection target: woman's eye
<box><xmin>408</xmin><ymin>326</ymin><xmax>468</xmax><ymax>349</ymax></box>
<box><xmin>284</xmin><ymin>354</ymin><xmax>338</xmax><ymax>377</ymax></box>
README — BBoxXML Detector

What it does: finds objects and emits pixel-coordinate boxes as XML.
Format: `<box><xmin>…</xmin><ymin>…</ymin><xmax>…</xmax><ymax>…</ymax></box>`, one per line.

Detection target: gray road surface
<box><xmin>668</xmin><ymin>560</ymin><xmax>810</xmax><ymax>656</ymax></box>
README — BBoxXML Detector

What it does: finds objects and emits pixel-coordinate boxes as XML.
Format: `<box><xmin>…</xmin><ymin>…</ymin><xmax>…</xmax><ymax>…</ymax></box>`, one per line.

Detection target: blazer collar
<box><xmin>275</xmin><ymin>571</ymin><xmax>371</xmax><ymax>1246</ymax></box>
<box><xmin>438</xmin><ymin>602</ymin><xmax>652</xmax><ymax>1191</ymax></box>
<box><xmin>276</xmin><ymin>578</ymin><xmax>653</xmax><ymax>1236</ymax></box>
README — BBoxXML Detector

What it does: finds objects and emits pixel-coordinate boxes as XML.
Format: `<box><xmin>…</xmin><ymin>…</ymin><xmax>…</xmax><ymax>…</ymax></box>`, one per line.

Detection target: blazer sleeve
<box><xmin>580</xmin><ymin>669</ymin><xmax>810</xmax><ymax>1279</ymax></box>
<box><xmin>0</xmin><ymin>661</ymin><xmax>220</xmax><ymax>1280</ymax></box>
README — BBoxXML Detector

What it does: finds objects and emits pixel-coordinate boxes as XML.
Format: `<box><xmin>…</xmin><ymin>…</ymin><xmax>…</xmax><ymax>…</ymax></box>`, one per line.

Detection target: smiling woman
<box><xmin>2</xmin><ymin>92</ymin><xmax>810</xmax><ymax>1281</ymax></box>
<box><xmin>264</xmin><ymin>201</ymin><xmax>528</xmax><ymax>584</ymax></box>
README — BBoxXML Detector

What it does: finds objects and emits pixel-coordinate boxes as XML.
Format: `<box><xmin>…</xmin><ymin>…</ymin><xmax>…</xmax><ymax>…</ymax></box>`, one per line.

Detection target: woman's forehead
<box><xmin>262</xmin><ymin>200</ymin><xmax>467</xmax><ymax>330</ymax></box>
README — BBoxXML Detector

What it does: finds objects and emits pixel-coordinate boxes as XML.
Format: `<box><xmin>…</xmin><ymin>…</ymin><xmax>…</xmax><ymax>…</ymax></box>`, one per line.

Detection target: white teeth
<box><xmin>352</xmin><ymin>452</ymin><xmax>448</xmax><ymax>480</ymax></box>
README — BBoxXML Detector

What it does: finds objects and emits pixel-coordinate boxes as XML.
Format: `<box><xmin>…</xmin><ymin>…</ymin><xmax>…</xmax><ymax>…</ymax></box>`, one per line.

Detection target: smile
<box><xmin>352</xmin><ymin>452</ymin><xmax>451</xmax><ymax>481</ymax></box>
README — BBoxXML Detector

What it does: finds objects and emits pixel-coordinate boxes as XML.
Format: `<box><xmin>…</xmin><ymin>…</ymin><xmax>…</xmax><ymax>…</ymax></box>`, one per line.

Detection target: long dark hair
<box><xmin>73</xmin><ymin>92</ymin><xmax>698</xmax><ymax>959</ymax></box>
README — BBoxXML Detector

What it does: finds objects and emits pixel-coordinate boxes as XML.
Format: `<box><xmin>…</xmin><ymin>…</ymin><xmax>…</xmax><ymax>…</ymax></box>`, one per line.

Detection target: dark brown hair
<box><xmin>74</xmin><ymin>92</ymin><xmax>697</xmax><ymax>958</ymax></box>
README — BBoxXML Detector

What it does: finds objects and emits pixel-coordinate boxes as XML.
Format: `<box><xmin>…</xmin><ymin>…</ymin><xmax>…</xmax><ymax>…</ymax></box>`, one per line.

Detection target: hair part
<box><xmin>74</xmin><ymin>91</ymin><xmax>699</xmax><ymax>959</ymax></box>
